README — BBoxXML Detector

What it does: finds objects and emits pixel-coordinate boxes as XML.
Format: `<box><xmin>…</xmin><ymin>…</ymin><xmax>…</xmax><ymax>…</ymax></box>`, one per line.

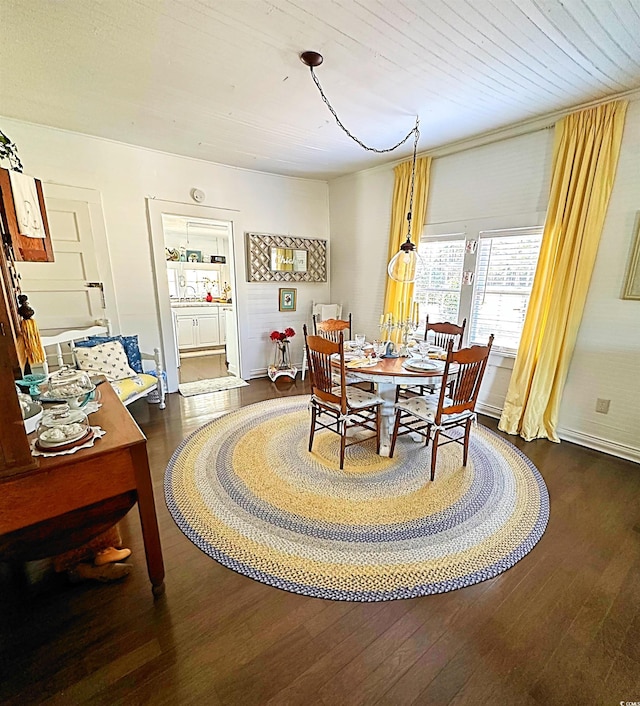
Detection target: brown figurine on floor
<box><xmin>53</xmin><ymin>525</ymin><xmax>132</xmax><ymax>584</ymax></box>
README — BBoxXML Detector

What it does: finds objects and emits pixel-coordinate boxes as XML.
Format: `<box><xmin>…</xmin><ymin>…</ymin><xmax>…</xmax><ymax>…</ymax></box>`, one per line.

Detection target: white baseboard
<box><xmin>476</xmin><ymin>402</ymin><xmax>503</xmax><ymax>420</ymax></box>
<box><xmin>477</xmin><ymin>402</ymin><xmax>640</xmax><ymax>465</ymax></box>
<box><xmin>556</xmin><ymin>427</ymin><xmax>640</xmax><ymax>465</ymax></box>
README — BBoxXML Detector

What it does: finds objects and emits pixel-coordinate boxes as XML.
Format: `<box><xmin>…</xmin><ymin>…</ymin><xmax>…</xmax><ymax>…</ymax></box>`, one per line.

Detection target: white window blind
<box><xmin>415</xmin><ymin>235</ymin><xmax>465</xmax><ymax>324</ymax></box>
<box><xmin>470</xmin><ymin>227</ymin><xmax>543</xmax><ymax>351</ymax></box>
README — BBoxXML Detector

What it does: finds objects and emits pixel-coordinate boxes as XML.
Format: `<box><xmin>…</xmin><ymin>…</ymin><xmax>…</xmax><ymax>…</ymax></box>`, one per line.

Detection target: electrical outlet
<box><xmin>595</xmin><ymin>398</ymin><xmax>610</xmax><ymax>414</ymax></box>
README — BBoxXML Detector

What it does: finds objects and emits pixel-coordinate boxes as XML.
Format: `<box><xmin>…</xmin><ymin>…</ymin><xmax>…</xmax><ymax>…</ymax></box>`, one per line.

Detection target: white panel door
<box><xmin>16</xmin><ymin>188</ymin><xmax>114</xmax><ymax>331</ymax></box>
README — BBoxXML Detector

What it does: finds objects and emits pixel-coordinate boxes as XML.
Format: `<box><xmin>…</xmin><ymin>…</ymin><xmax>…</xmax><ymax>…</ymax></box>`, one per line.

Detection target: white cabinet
<box><xmin>176</xmin><ymin>315</ymin><xmax>197</xmax><ymax>348</ymax></box>
<box><xmin>173</xmin><ymin>306</ymin><xmax>224</xmax><ymax>350</ymax></box>
<box><xmin>197</xmin><ymin>314</ymin><xmax>220</xmax><ymax>347</ymax></box>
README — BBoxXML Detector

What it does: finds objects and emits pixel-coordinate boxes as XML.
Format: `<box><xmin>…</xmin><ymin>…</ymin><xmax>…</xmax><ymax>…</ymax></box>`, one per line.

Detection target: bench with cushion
<box><xmin>39</xmin><ymin>325</ymin><xmax>166</xmax><ymax>409</ymax></box>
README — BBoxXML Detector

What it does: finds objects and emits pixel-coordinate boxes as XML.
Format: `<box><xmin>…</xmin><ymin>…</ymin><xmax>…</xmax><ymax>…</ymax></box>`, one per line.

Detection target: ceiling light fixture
<box><xmin>300</xmin><ymin>51</ymin><xmax>423</xmax><ymax>283</ymax></box>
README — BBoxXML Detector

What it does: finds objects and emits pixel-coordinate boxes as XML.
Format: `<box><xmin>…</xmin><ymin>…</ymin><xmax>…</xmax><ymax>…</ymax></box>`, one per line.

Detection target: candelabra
<box><xmin>398</xmin><ymin>318</ymin><xmax>418</xmax><ymax>356</ymax></box>
<box><xmin>378</xmin><ymin>318</ymin><xmax>418</xmax><ymax>357</ymax></box>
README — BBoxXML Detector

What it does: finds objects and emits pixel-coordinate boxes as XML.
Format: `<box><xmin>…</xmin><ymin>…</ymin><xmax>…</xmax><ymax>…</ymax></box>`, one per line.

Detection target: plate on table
<box><xmin>402</xmin><ymin>359</ymin><xmax>441</xmax><ymax>372</ymax></box>
<box><xmin>346</xmin><ymin>359</ymin><xmax>378</xmax><ymax>369</ymax></box>
<box><xmin>333</xmin><ymin>352</ymin><xmax>360</xmax><ymax>362</ymax></box>
<box><xmin>35</xmin><ymin>427</ymin><xmax>94</xmax><ymax>451</ymax></box>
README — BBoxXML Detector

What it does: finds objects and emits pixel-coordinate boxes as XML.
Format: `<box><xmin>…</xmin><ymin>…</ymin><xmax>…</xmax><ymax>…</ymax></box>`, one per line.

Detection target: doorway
<box><xmin>161</xmin><ymin>214</ymin><xmax>238</xmax><ymax>386</ymax></box>
<box><xmin>147</xmin><ymin>200</ymin><xmax>242</xmax><ymax>393</ymax></box>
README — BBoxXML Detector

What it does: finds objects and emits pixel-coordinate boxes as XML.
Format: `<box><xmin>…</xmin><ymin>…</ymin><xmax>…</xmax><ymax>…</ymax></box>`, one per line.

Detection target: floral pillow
<box><xmin>75</xmin><ymin>340</ymin><xmax>137</xmax><ymax>381</ymax></box>
<box><xmin>74</xmin><ymin>334</ymin><xmax>143</xmax><ymax>373</ymax></box>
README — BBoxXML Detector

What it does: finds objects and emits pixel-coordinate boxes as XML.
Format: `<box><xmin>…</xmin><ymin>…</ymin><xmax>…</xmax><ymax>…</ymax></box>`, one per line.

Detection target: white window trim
<box><xmin>420</xmin><ymin>212</ymin><xmax>546</xmax><ymax>357</ymax></box>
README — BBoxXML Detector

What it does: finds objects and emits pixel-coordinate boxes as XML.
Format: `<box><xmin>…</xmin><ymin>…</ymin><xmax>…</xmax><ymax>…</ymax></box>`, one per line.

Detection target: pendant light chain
<box><xmin>309</xmin><ymin>67</ymin><xmax>417</xmax><ymax>153</ymax></box>
<box><xmin>406</xmin><ymin>118</ymin><xmax>420</xmax><ymax>243</ymax></box>
<box><xmin>301</xmin><ymin>50</ymin><xmax>423</xmax><ymax>283</ymax></box>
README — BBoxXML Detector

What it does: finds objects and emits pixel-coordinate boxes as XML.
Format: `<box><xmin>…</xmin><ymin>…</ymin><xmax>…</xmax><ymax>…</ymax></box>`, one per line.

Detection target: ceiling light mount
<box><xmin>300</xmin><ymin>51</ymin><xmax>324</xmax><ymax>68</ymax></box>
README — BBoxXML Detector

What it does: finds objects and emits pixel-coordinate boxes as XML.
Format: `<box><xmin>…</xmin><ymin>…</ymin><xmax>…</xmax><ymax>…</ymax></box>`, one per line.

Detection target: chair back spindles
<box><xmin>437</xmin><ymin>335</ymin><xmax>494</xmax><ymax>423</ymax></box>
<box><xmin>425</xmin><ymin>317</ymin><xmax>467</xmax><ymax>350</ymax></box>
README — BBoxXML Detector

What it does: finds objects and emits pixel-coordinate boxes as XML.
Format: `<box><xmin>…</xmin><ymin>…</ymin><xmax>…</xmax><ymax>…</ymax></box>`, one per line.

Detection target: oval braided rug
<box><xmin>165</xmin><ymin>395</ymin><xmax>549</xmax><ymax>601</ymax></box>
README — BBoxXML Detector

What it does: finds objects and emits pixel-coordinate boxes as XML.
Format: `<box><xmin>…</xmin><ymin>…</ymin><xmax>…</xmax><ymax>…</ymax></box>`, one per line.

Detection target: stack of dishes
<box><xmin>35</xmin><ymin>404</ymin><xmax>92</xmax><ymax>452</ymax></box>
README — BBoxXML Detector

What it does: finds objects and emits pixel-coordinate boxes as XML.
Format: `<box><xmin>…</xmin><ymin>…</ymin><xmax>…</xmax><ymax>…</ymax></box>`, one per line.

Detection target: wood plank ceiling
<box><xmin>0</xmin><ymin>0</ymin><xmax>639</xmax><ymax>179</ymax></box>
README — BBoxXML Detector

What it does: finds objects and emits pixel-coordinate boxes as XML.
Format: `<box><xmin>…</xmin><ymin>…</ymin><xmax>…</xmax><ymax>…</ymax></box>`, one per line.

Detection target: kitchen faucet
<box><xmin>182</xmin><ymin>285</ymin><xmax>197</xmax><ymax>301</ymax></box>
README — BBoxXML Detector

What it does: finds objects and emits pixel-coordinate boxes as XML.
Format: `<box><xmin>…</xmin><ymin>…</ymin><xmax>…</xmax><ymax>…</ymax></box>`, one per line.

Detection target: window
<box><xmin>414</xmin><ymin>224</ymin><xmax>543</xmax><ymax>354</ymax></box>
<box><xmin>166</xmin><ymin>267</ymin><xmax>220</xmax><ymax>299</ymax></box>
<box><xmin>415</xmin><ymin>235</ymin><xmax>465</xmax><ymax>323</ymax></box>
<box><xmin>470</xmin><ymin>228</ymin><xmax>543</xmax><ymax>350</ymax></box>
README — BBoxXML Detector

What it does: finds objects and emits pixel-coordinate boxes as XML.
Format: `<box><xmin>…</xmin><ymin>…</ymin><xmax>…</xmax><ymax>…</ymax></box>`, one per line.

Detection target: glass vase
<box><xmin>273</xmin><ymin>340</ymin><xmax>291</xmax><ymax>369</ymax></box>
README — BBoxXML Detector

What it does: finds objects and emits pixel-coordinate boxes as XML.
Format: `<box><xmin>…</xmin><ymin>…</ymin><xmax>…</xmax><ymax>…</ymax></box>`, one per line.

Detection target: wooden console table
<box><xmin>0</xmin><ymin>382</ymin><xmax>165</xmax><ymax>596</ymax></box>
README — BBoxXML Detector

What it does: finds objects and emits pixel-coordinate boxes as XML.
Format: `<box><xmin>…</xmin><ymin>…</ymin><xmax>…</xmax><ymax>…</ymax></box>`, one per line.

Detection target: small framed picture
<box><xmin>186</xmin><ymin>249</ymin><xmax>202</xmax><ymax>263</ymax></box>
<box><xmin>279</xmin><ymin>288</ymin><xmax>297</xmax><ymax>311</ymax></box>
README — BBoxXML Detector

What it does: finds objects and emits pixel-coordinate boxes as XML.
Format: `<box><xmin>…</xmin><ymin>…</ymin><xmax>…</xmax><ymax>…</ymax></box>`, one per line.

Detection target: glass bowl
<box><xmin>36</xmin><ymin>404</ymin><xmax>91</xmax><ymax>448</ymax></box>
<box><xmin>16</xmin><ymin>373</ymin><xmax>48</xmax><ymax>397</ymax></box>
<box><xmin>41</xmin><ymin>367</ymin><xmax>95</xmax><ymax>408</ymax></box>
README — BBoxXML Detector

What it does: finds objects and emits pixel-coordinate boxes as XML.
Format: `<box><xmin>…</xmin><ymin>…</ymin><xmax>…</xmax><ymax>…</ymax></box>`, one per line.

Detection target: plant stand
<box><xmin>268</xmin><ymin>340</ymin><xmax>297</xmax><ymax>382</ymax></box>
<box><xmin>268</xmin><ymin>365</ymin><xmax>298</xmax><ymax>382</ymax></box>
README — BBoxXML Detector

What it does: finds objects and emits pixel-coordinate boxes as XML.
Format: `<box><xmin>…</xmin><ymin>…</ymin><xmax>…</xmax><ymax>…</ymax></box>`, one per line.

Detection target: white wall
<box><xmin>330</xmin><ymin>97</ymin><xmax>640</xmax><ymax>462</ymax></box>
<box><xmin>1</xmin><ymin>117</ymin><xmax>330</xmax><ymax>378</ymax></box>
<box><xmin>329</xmin><ymin>168</ymin><xmax>395</xmax><ymax>339</ymax></box>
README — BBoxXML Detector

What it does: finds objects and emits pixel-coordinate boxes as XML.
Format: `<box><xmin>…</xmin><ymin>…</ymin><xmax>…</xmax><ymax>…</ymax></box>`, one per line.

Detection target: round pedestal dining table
<box><xmin>340</xmin><ymin>356</ymin><xmax>447</xmax><ymax>456</ymax></box>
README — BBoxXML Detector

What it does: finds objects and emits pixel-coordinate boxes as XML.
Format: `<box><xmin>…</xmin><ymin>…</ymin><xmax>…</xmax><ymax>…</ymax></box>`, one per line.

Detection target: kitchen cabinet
<box><xmin>176</xmin><ymin>315</ymin><xmax>197</xmax><ymax>348</ymax></box>
<box><xmin>173</xmin><ymin>306</ymin><xmax>226</xmax><ymax>350</ymax></box>
<box><xmin>197</xmin><ymin>314</ymin><xmax>220</xmax><ymax>347</ymax></box>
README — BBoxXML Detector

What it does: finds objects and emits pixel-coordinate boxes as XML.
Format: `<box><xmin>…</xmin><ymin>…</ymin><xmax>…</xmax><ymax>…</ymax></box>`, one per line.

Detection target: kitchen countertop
<box><xmin>170</xmin><ymin>301</ymin><xmax>232</xmax><ymax>308</ymax></box>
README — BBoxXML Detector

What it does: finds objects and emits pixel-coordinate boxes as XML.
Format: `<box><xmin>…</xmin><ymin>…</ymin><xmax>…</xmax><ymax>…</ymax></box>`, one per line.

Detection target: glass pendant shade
<box><xmin>387</xmin><ymin>239</ymin><xmax>423</xmax><ymax>283</ymax></box>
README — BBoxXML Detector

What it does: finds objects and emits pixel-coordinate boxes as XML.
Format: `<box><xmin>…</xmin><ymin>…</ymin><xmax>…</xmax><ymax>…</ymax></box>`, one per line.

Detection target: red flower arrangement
<box><xmin>270</xmin><ymin>327</ymin><xmax>295</xmax><ymax>342</ymax></box>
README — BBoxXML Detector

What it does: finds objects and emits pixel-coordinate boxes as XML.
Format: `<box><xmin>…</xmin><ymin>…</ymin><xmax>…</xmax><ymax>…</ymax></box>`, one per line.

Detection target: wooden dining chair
<box><xmin>389</xmin><ymin>335</ymin><xmax>494</xmax><ymax>481</ymax></box>
<box><xmin>313</xmin><ymin>314</ymin><xmax>352</xmax><ymax>342</ymax></box>
<box><xmin>424</xmin><ymin>317</ymin><xmax>467</xmax><ymax>349</ymax></box>
<box><xmin>302</xmin><ymin>303</ymin><xmax>343</xmax><ymax>380</ymax></box>
<box><xmin>304</xmin><ymin>324</ymin><xmax>382</xmax><ymax>469</ymax></box>
<box><xmin>401</xmin><ymin>316</ymin><xmax>468</xmax><ymax>399</ymax></box>
<box><xmin>314</xmin><ymin>314</ymin><xmax>366</xmax><ymax>387</ymax></box>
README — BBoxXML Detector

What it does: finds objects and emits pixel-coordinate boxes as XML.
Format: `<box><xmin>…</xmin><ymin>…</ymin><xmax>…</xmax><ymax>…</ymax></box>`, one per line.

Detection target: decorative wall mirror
<box><xmin>246</xmin><ymin>232</ymin><xmax>326</xmax><ymax>282</ymax></box>
<box><xmin>270</xmin><ymin>247</ymin><xmax>308</xmax><ymax>273</ymax></box>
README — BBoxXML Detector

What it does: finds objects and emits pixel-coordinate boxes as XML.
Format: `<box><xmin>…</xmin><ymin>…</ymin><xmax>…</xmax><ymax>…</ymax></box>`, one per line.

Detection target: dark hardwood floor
<box><xmin>1</xmin><ymin>377</ymin><xmax>640</xmax><ymax>705</ymax></box>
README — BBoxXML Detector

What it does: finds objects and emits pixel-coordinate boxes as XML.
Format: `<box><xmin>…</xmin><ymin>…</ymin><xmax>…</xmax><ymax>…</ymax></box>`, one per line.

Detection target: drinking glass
<box><xmin>418</xmin><ymin>341</ymin><xmax>430</xmax><ymax>359</ymax></box>
<box><xmin>374</xmin><ymin>340</ymin><xmax>387</xmax><ymax>358</ymax></box>
<box><xmin>355</xmin><ymin>333</ymin><xmax>366</xmax><ymax>353</ymax></box>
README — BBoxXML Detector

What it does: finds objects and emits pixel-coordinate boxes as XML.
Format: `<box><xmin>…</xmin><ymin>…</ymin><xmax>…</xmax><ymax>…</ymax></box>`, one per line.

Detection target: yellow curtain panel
<box><xmin>499</xmin><ymin>100</ymin><xmax>628</xmax><ymax>442</ymax></box>
<box><xmin>383</xmin><ymin>156</ymin><xmax>431</xmax><ymax>340</ymax></box>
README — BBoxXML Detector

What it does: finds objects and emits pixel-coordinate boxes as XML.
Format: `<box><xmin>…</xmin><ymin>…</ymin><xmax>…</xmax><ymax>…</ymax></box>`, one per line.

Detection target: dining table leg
<box><xmin>375</xmin><ymin>381</ymin><xmax>398</xmax><ymax>456</ymax></box>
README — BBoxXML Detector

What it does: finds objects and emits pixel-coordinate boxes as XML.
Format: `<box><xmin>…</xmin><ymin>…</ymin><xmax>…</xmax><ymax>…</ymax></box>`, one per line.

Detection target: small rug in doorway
<box><xmin>178</xmin><ymin>376</ymin><xmax>249</xmax><ymax>397</ymax></box>
<box><xmin>165</xmin><ymin>396</ymin><xmax>549</xmax><ymax>601</ymax></box>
